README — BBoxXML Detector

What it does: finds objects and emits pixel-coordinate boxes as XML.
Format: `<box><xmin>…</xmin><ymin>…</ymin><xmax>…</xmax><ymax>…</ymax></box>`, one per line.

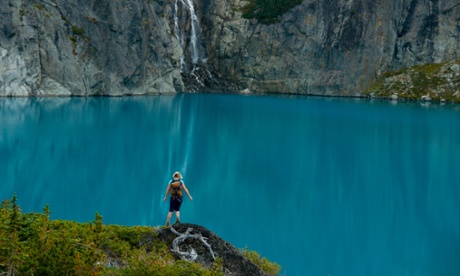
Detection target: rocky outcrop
<box><xmin>155</xmin><ymin>223</ymin><xmax>271</xmax><ymax>276</ymax></box>
<box><xmin>1</xmin><ymin>0</ymin><xmax>459</xmax><ymax>96</ymax></box>
<box><xmin>364</xmin><ymin>57</ymin><xmax>460</xmax><ymax>101</ymax></box>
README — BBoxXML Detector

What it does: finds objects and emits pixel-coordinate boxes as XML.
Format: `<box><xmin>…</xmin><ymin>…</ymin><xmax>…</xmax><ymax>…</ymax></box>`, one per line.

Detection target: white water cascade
<box><xmin>174</xmin><ymin>0</ymin><xmax>205</xmax><ymax>72</ymax></box>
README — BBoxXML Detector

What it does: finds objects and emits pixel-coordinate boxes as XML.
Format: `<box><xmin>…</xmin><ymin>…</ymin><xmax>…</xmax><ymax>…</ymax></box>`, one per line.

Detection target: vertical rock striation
<box><xmin>0</xmin><ymin>0</ymin><xmax>459</xmax><ymax>96</ymax></box>
<box><xmin>204</xmin><ymin>0</ymin><xmax>460</xmax><ymax>96</ymax></box>
<box><xmin>1</xmin><ymin>0</ymin><xmax>184</xmax><ymax>96</ymax></box>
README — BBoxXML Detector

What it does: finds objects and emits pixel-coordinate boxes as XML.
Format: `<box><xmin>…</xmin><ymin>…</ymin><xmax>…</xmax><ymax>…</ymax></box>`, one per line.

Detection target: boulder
<box><xmin>156</xmin><ymin>223</ymin><xmax>271</xmax><ymax>276</ymax></box>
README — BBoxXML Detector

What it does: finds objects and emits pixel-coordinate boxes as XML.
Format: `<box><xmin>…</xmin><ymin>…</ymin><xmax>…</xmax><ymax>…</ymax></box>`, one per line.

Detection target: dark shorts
<box><xmin>169</xmin><ymin>196</ymin><xmax>183</xmax><ymax>212</ymax></box>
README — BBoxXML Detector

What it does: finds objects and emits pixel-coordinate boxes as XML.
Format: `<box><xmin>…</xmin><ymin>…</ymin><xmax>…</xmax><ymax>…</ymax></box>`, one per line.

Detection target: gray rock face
<box><xmin>1</xmin><ymin>0</ymin><xmax>459</xmax><ymax>96</ymax></box>
<box><xmin>204</xmin><ymin>0</ymin><xmax>460</xmax><ymax>96</ymax></box>
<box><xmin>1</xmin><ymin>0</ymin><xmax>184</xmax><ymax>96</ymax></box>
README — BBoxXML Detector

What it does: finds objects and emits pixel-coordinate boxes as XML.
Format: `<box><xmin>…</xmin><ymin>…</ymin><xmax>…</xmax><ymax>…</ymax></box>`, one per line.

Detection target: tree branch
<box><xmin>170</xmin><ymin>226</ymin><xmax>216</xmax><ymax>261</ymax></box>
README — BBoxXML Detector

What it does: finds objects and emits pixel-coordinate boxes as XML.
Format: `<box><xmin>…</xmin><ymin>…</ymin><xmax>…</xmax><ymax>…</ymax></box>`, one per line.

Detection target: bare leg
<box><xmin>166</xmin><ymin>212</ymin><xmax>173</xmax><ymax>226</ymax></box>
<box><xmin>175</xmin><ymin>211</ymin><xmax>181</xmax><ymax>223</ymax></box>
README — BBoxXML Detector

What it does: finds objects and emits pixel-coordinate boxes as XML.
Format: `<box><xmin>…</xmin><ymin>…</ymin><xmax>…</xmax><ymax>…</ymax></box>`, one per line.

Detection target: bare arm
<box><xmin>182</xmin><ymin>183</ymin><xmax>193</xmax><ymax>201</ymax></box>
<box><xmin>163</xmin><ymin>184</ymin><xmax>171</xmax><ymax>202</ymax></box>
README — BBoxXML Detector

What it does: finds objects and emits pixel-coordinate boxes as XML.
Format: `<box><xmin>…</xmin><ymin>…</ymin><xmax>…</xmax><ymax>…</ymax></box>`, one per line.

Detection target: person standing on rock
<box><xmin>163</xmin><ymin>172</ymin><xmax>193</xmax><ymax>227</ymax></box>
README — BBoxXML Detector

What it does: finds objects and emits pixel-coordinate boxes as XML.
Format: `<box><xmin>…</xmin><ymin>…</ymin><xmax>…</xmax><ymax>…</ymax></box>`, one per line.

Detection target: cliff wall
<box><xmin>204</xmin><ymin>0</ymin><xmax>460</xmax><ymax>96</ymax></box>
<box><xmin>0</xmin><ymin>0</ymin><xmax>184</xmax><ymax>96</ymax></box>
<box><xmin>1</xmin><ymin>0</ymin><xmax>459</xmax><ymax>96</ymax></box>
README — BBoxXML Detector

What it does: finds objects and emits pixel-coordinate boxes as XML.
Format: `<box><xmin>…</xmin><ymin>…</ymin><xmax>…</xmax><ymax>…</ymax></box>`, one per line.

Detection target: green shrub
<box><xmin>1</xmin><ymin>197</ymin><xmax>275</xmax><ymax>276</ymax></box>
<box><xmin>241</xmin><ymin>246</ymin><xmax>281</xmax><ymax>275</ymax></box>
<box><xmin>240</xmin><ymin>0</ymin><xmax>302</xmax><ymax>24</ymax></box>
<box><xmin>0</xmin><ymin>195</ymin><xmax>24</xmax><ymax>275</ymax></box>
<box><xmin>72</xmin><ymin>26</ymin><xmax>85</xmax><ymax>36</ymax></box>
<box><xmin>69</xmin><ymin>36</ymin><xmax>77</xmax><ymax>43</ymax></box>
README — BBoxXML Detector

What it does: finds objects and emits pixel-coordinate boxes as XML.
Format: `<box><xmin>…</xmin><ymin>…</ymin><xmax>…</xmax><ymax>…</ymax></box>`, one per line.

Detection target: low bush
<box><xmin>0</xmin><ymin>195</ymin><xmax>219</xmax><ymax>275</ymax></box>
<box><xmin>241</xmin><ymin>246</ymin><xmax>281</xmax><ymax>276</ymax></box>
<box><xmin>1</xmin><ymin>196</ymin><xmax>279</xmax><ymax>275</ymax></box>
<box><xmin>240</xmin><ymin>0</ymin><xmax>302</xmax><ymax>24</ymax></box>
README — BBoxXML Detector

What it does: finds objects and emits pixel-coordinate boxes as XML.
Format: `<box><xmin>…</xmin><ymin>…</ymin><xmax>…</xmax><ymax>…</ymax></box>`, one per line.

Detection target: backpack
<box><xmin>170</xmin><ymin>179</ymin><xmax>183</xmax><ymax>197</ymax></box>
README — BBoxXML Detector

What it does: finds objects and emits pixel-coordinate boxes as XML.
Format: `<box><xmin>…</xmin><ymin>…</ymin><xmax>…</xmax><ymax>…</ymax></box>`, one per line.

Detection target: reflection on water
<box><xmin>1</xmin><ymin>94</ymin><xmax>460</xmax><ymax>275</ymax></box>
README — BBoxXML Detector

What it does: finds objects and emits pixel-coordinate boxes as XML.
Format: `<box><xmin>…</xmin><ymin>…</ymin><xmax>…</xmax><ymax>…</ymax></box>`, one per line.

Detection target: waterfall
<box><xmin>174</xmin><ymin>0</ymin><xmax>205</xmax><ymax>72</ymax></box>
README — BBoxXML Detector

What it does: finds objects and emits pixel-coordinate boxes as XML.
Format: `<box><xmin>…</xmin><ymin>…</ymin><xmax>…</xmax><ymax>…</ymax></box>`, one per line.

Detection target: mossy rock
<box><xmin>364</xmin><ymin>58</ymin><xmax>460</xmax><ymax>102</ymax></box>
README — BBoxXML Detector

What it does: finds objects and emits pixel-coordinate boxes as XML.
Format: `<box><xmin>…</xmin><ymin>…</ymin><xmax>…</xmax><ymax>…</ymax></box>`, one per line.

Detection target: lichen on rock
<box><xmin>157</xmin><ymin>223</ymin><xmax>275</xmax><ymax>275</ymax></box>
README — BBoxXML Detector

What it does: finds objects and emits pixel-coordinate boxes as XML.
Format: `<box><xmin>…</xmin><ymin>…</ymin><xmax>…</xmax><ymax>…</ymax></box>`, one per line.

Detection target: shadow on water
<box><xmin>1</xmin><ymin>94</ymin><xmax>460</xmax><ymax>275</ymax></box>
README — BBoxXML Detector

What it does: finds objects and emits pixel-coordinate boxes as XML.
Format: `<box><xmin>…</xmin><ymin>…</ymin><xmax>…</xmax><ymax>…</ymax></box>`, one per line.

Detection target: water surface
<box><xmin>1</xmin><ymin>94</ymin><xmax>460</xmax><ymax>275</ymax></box>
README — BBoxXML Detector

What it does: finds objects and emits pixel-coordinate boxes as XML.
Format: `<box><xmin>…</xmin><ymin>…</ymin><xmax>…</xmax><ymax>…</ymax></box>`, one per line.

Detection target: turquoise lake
<box><xmin>1</xmin><ymin>94</ymin><xmax>460</xmax><ymax>275</ymax></box>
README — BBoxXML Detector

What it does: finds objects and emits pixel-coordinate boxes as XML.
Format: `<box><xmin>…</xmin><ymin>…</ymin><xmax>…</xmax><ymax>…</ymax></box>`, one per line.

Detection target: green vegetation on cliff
<box><xmin>364</xmin><ymin>59</ymin><xmax>460</xmax><ymax>102</ymax></box>
<box><xmin>240</xmin><ymin>0</ymin><xmax>302</xmax><ymax>24</ymax></box>
<box><xmin>0</xmin><ymin>196</ymin><xmax>280</xmax><ymax>275</ymax></box>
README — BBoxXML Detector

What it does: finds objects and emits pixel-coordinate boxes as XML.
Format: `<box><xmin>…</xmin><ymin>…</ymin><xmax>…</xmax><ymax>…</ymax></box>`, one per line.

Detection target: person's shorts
<box><xmin>169</xmin><ymin>196</ymin><xmax>183</xmax><ymax>212</ymax></box>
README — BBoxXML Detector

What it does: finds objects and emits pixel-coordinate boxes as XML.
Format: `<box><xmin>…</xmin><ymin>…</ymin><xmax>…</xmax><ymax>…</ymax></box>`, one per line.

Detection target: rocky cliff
<box><xmin>1</xmin><ymin>0</ymin><xmax>459</xmax><ymax>96</ymax></box>
<box><xmin>0</xmin><ymin>0</ymin><xmax>184</xmax><ymax>96</ymax></box>
<box><xmin>205</xmin><ymin>0</ymin><xmax>460</xmax><ymax>96</ymax></box>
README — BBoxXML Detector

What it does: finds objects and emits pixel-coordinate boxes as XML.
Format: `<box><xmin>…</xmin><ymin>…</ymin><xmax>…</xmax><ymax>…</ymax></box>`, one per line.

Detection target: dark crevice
<box><xmin>398</xmin><ymin>0</ymin><xmax>419</xmax><ymax>38</ymax></box>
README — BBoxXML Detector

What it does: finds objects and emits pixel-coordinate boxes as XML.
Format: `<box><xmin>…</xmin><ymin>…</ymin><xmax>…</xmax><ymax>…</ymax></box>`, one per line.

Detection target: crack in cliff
<box><xmin>441</xmin><ymin>2</ymin><xmax>460</xmax><ymax>14</ymax></box>
<box><xmin>2</xmin><ymin>0</ymin><xmax>459</xmax><ymax>96</ymax></box>
<box><xmin>398</xmin><ymin>0</ymin><xmax>419</xmax><ymax>38</ymax></box>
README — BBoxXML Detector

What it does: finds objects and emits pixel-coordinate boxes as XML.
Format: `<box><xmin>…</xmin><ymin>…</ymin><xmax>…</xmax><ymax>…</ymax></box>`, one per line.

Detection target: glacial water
<box><xmin>1</xmin><ymin>94</ymin><xmax>460</xmax><ymax>275</ymax></box>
